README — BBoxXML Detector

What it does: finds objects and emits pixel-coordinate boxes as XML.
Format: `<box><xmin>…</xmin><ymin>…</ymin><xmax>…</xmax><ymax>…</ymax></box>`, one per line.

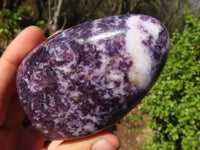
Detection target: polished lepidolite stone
<box><xmin>16</xmin><ymin>14</ymin><xmax>170</xmax><ymax>139</ymax></box>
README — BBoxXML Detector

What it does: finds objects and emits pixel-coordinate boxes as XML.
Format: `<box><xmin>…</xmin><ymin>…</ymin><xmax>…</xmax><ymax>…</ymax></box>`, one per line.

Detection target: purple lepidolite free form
<box><xmin>16</xmin><ymin>14</ymin><xmax>170</xmax><ymax>139</ymax></box>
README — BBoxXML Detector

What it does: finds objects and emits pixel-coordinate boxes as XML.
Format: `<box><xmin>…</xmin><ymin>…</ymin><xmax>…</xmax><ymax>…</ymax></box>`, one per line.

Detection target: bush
<box><xmin>0</xmin><ymin>9</ymin><xmax>22</xmax><ymax>39</ymax></box>
<box><xmin>0</xmin><ymin>7</ymin><xmax>45</xmax><ymax>56</ymax></box>
<box><xmin>0</xmin><ymin>9</ymin><xmax>22</xmax><ymax>55</ymax></box>
<box><xmin>141</xmin><ymin>10</ymin><xmax>200</xmax><ymax>150</ymax></box>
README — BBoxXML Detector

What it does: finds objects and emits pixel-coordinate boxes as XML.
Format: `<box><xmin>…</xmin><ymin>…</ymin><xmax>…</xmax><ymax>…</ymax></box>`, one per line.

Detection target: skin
<box><xmin>0</xmin><ymin>26</ymin><xmax>120</xmax><ymax>150</ymax></box>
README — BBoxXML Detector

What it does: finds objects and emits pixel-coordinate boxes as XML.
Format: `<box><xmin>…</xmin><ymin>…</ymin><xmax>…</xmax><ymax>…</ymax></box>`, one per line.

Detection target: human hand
<box><xmin>0</xmin><ymin>26</ymin><xmax>120</xmax><ymax>150</ymax></box>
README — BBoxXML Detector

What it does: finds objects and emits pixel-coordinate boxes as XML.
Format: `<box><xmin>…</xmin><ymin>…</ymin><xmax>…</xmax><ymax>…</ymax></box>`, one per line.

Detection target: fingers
<box><xmin>0</xmin><ymin>26</ymin><xmax>44</xmax><ymax>126</ymax></box>
<box><xmin>15</xmin><ymin>126</ymin><xmax>46</xmax><ymax>150</ymax></box>
<box><xmin>48</xmin><ymin>132</ymin><xmax>120</xmax><ymax>150</ymax></box>
<box><xmin>2</xmin><ymin>91</ymin><xmax>25</xmax><ymax>127</ymax></box>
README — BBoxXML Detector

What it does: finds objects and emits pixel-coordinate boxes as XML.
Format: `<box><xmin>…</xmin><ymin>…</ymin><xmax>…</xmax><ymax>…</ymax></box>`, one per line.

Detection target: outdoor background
<box><xmin>0</xmin><ymin>0</ymin><xmax>200</xmax><ymax>149</ymax></box>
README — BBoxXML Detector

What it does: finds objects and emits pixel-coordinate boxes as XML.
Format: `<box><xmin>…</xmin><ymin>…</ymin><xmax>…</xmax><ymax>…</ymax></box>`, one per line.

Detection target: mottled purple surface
<box><xmin>16</xmin><ymin>14</ymin><xmax>170</xmax><ymax>140</ymax></box>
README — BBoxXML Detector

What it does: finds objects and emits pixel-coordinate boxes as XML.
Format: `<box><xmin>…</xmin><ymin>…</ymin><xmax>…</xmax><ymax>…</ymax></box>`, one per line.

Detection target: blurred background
<box><xmin>0</xmin><ymin>0</ymin><xmax>200</xmax><ymax>149</ymax></box>
<box><xmin>1</xmin><ymin>0</ymin><xmax>200</xmax><ymax>52</ymax></box>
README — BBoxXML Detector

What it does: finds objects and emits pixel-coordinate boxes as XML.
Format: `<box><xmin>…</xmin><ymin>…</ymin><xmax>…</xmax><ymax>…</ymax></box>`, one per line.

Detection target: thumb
<box><xmin>48</xmin><ymin>132</ymin><xmax>120</xmax><ymax>150</ymax></box>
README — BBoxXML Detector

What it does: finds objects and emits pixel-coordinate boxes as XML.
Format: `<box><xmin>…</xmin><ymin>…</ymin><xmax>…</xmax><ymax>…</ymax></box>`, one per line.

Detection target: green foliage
<box><xmin>141</xmin><ymin>10</ymin><xmax>200</xmax><ymax>150</ymax></box>
<box><xmin>36</xmin><ymin>20</ymin><xmax>46</xmax><ymax>30</ymax></box>
<box><xmin>129</xmin><ymin>113</ymin><xmax>142</xmax><ymax>122</ymax></box>
<box><xmin>17</xmin><ymin>5</ymin><xmax>46</xmax><ymax>30</ymax></box>
<box><xmin>0</xmin><ymin>9</ymin><xmax>21</xmax><ymax>39</ymax></box>
<box><xmin>0</xmin><ymin>8</ymin><xmax>22</xmax><ymax>56</ymax></box>
<box><xmin>129</xmin><ymin>128</ymin><xmax>139</xmax><ymax>134</ymax></box>
<box><xmin>0</xmin><ymin>5</ymin><xmax>46</xmax><ymax>55</ymax></box>
<box><xmin>128</xmin><ymin>113</ymin><xmax>141</xmax><ymax>134</ymax></box>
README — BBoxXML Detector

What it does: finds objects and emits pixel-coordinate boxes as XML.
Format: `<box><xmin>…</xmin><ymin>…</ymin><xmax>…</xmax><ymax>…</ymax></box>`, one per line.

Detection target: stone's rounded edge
<box><xmin>124</xmin><ymin>14</ymin><xmax>170</xmax><ymax>90</ymax></box>
<box><xmin>16</xmin><ymin>42</ymin><xmax>46</xmax><ymax>118</ymax></box>
<box><xmin>16</xmin><ymin>14</ymin><xmax>170</xmax><ymax>140</ymax></box>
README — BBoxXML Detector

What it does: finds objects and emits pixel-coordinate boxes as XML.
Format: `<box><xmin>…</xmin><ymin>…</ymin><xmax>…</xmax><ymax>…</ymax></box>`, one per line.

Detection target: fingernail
<box><xmin>92</xmin><ymin>138</ymin><xmax>116</xmax><ymax>150</ymax></box>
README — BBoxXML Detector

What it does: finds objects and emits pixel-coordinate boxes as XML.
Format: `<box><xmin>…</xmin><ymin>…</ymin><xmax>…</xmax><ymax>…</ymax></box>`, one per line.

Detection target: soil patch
<box><xmin>111</xmin><ymin>105</ymin><xmax>152</xmax><ymax>150</ymax></box>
